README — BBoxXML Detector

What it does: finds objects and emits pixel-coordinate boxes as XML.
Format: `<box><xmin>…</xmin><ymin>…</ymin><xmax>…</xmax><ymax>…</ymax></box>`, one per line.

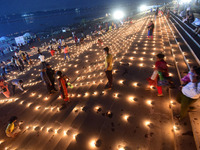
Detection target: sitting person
<box><xmin>5</xmin><ymin>116</ymin><xmax>23</xmax><ymax>138</ymax></box>
<box><xmin>176</xmin><ymin>67</ymin><xmax>200</xmax><ymax>120</ymax></box>
<box><xmin>182</xmin><ymin>17</ymin><xmax>188</xmax><ymax>23</ymax></box>
<box><xmin>188</xmin><ymin>13</ymin><xmax>195</xmax><ymax>23</ymax></box>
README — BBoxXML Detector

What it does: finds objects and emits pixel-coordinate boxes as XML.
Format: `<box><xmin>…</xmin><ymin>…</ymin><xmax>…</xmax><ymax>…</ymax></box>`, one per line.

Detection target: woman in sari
<box><xmin>56</xmin><ymin>71</ymin><xmax>70</xmax><ymax>102</ymax></box>
<box><xmin>0</xmin><ymin>79</ymin><xmax>10</xmax><ymax>98</ymax></box>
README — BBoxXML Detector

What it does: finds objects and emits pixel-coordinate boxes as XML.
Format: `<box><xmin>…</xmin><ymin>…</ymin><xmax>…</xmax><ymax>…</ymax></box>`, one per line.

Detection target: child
<box><xmin>181</xmin><ymin>66</ymin><xmax>197</xmax><ymax>86</ymax></box>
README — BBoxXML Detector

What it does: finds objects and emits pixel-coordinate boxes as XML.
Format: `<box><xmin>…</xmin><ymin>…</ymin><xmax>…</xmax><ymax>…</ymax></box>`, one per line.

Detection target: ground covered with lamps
<box><xmin>0</xmin><ymin>14</ymin><xmax>197</xmax><ymax>150</ymax></box>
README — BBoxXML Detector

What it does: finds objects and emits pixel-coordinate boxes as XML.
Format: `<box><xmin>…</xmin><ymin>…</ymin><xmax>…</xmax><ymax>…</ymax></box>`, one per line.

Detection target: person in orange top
<box><xmin>50</xmin><ymin>49</ymin><xmax>55</xmax><ymax>56</ymax></box>
<box><xmin>56</xmin><ymin>71</ymin><xmax>70</xmax><ymax>102</ymax></box>
<box><xmin>64</xmin><ymin>45</ymin><xmax>70</xmax><ymax>61</ymax></box>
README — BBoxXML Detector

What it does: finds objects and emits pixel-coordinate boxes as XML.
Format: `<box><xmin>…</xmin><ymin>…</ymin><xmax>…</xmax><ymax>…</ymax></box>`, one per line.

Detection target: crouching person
<box><xmin>11</xmin><ymin>79</ymin><xmax>24</xmax><ymax>95</ymax></box>
<box><xmin>176</xmin><ymin>67</ymin><xmax>200</xmax><ymax>120</ymax></box>
<box><xmin>5</xmin><ymin>116</ymin><xmax>23</xmax><ymax>138</ymax></box>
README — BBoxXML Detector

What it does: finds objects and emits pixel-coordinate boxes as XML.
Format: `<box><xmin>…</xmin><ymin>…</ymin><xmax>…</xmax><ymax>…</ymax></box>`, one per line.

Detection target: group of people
<box><xmin>146</xmin><ymin>7</ymin><xmax>200</xmax><ymax>120</ymax></box>
<box><xmin>147</xmin><ymin>53</ymin><xmax>200</xmax><ymax>120</ymax></box>
<box><xmin>2</xmin><ymin>11</ymin><xmax>199</xmax><ymax>141</ymax></box>
<box><xmin>182</xmin><ymin>10</ymin><xmax>195</xmax><ymax>24</ymax></box>
<box><xmin>0</xmin><ymin>78</ymin><xmax>24</xmax><ymax>98</ymax></box>
<box><xmin>11</xmin><ymin>51</ymin><xmax>31</xmax><ymax>72</ymax></box>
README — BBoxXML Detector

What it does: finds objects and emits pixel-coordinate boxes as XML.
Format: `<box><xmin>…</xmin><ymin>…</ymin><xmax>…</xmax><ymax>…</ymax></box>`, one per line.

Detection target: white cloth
<box><xmin>182</xmin><ymin>82</ymin><xmax>200</xmax><ymax>99</ymax></box>
<box><xmin>38</xmin><ymin>55</ymin><xmax>45</xmax><ymax>62</ymax></box>
<box><xmin>151</xmin><ymin>70</ymin><xmax>158</xmax><ymax>80</ymax></box>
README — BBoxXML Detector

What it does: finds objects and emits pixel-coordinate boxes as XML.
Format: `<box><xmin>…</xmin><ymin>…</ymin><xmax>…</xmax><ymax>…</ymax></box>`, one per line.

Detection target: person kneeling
<box><xmin>5</xmin><ymin>116</ymin><xmax>23</xmax><ymax>138</ymax></box>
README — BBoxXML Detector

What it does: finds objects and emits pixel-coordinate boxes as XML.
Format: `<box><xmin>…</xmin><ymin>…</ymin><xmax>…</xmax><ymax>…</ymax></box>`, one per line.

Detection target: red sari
<box><xmin>58</xmin><ymin>76</ymin><xmax>69</xmax><ymax>101</ymax></box>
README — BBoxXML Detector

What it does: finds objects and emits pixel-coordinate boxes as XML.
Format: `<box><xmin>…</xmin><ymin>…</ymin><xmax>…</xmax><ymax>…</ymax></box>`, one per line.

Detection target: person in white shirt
<box><xmin>38</xmin><ymin>53</ymin><xmax>46</xmax><ymax>68</ymax></box>
<box><xmin>11</xmin><ymin>79</ymin><xmax>24</xmax><ymax>95</ymax></box>
<box><xmin>176</xmin><ymin>67</ymin><xmax>200</xmax><ymax>119</ymax></box>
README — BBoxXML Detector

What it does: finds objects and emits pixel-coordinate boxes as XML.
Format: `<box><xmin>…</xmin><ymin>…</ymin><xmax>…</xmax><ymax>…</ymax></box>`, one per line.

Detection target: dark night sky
<box><xmin>0</xmin><ymin>0</ymin><xmax>158</xmax><ymax>15</ymax></box>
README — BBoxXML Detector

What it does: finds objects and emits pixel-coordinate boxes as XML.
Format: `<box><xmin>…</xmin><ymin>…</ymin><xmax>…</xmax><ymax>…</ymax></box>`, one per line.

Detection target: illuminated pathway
<box><xmin>0</xmin><ymin>14</ymin><xmax>197</xmax><ymax>150</ymax></box>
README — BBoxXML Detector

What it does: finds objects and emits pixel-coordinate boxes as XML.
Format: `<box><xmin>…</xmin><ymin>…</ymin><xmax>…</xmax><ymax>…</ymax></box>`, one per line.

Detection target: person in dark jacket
<box><xmin>18</xmin><ymin>57</ymin><xmax>24</xmax><ymax>70</ymax></box>
<box><xmin>40</xmin><ymin>68</ymin><xmax>54</xmax><ymax>95</ymax></box>
<box><xmin>46</xmin><ymin>64</ymin><xmax>57</xmax><ymax>91</ymax></box>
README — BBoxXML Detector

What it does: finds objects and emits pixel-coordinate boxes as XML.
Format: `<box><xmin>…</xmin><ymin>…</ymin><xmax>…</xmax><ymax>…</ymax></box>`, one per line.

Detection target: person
<box><xmin>56</xmin><ymin>71</ymin><xmax>70</xmax><ymax>102</ymax></box>
<box><xmin>57</xmin><ymin>45</ymin><xmax>62</xmax><ymax>54</ymax></box>
<box><xmin>37</xmin><ymin>48</ymin><xmax>41</xmax><ymax>54</ymax></box>
<box><xmin>80</xmin><ymin>37</ymin><xmax>84</xmax><ymax>44</ymax></box>
<box><xmin>25</xmin><ymin>52</ymin><xmax>32</xmax><ymax>65</ymax></box>
<box><xmin>50</xmin><ymin>49</ymin><xmax>55</xmax><ymax>56</ymax></box>
<box><xmin>72</xmin><ymin>31</ymin><xmax>75</xmax><ymax>37</ymax></box>
<box><xmin>166</xmin><ymin>8</ymin><xmax>170</xmax><ymax>19</ymax></box>
<box><xmin>147</xmin><ymin>21</ymin><xmax>154</xmax><ymax>39</ymax></box>
<box><xmin>14</xmin><ymin>51</ymin><xmax>19</xmax><ymax>58</ymax></box>
<box><xmin>18</xmin><ymin>57</ymin><xmax>24</xmax><ymax>70</ymax></box>
<box><xmin>5</xmin><ymin>116</ymin><xmax>23</xmax><ymax>138</ymax></box>
<box><xmin>188</xmin><ymin>13</ymin><xmax>194</xmax><ymax>24</ymax></box>
<box><xmin>74</xmin><ymin>35</ymin><xmax>78</xmax><ymax>45</ymax></box>
<box><xmin>38</xmin><ymin>53</ymin><xmax>46</xmax><ymax>68</ymax></box>
<box><xmin>40</xmin><ymin>68</ymin><xmax>54</xmax><ymax>95</ymax></box>
<box><xmin>194</xmin><ymin>26</ymin><xmax>200</xmax><ymax>36</ymax></box>
<box><xmin>15</xmin><ymin>57</ymin><xmax>23</xmax><ymax>71</ymax></box>
<box><xmin>98</xmin><ymin>39</ymin><xmax>103</xmax><ymax>46</ymax></box>
<box><xmin>176</xmin><ymin>67</ymin><xmax>200</xmax><ymax>120</ymax></box>
<box><xmin>181</xmin><ymin>66</ymin><xmax>197</xmax><ymax>86</ymax></box>
<box><xmin>104</xmin><ymin>47</ymin><xmax>113</xmax><ymax>89</ymax></box>
<box><xmin>11</xmin><ymin>56</ymin><xmax>17</xmax><ymax>69</ymax></box>
<box><xmin>1</xmin><ymin>50</ymin><xmax>5</xmax><ymax>56</ymax></box>
<box><xmin>0</xmin><ymin>61</ymin><xmax>6</xmax><ymax>75</ymax></box>
<box><xmin>64</xmin><ymin>45</ymin><xmax>70</xmax><ymax>61</ymax></box>
<box><xmin>21</xmin><ymin>53</ymin><xmax>28</xmax><ymax>64</ymax></box>
<box><xmin>0</xmin><ymin>79</ymin><xmax>10</xmax><ymax>98</ymax></box>
<box><xmin>155</xmin><ymin>7</ymin><xmax>159</xmax><ymax>16</ymax></box>
<box><xmin>11</xmin><ymin>79</ymin><xmax>24</xmax><ymax>95</ymax></box>
<box><xmin>46</xmin><ymin>64</ymin><xmax>57</xmax><ymax>91</ymax></box>
<box><xmin>147</xmin><ymin>53</ymin><xmax>169</xmax><ymax>96</ymax></box>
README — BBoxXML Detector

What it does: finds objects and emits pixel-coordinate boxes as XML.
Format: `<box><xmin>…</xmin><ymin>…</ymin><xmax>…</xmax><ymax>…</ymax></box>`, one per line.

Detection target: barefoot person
<box><xmin>147</xmin><ymin>21</ymin><xmax>154</xmax><ymax>39</ymax></box>
<box><xmin>104</xmin><ymin>47</ymin><xmax>113</xmax><ymax>89</ymax></box>
<box><xmin>40</xmin><ymin>68</ymin><xmax>54</xmax><ymax>95</ymax></box>
<box><xmin>176</xmin><ymin>67</ymin><xmax>200</xmax><ymax>120</ymax></box>
<box><xmin>5</xmin><ymin>116</ymin><xmax>23</xmax><ymax>138</ymax></box>
<box><xmin>56</xmin><ymin>71</ymin><xmax>70</xmax><ymax>102</ymax></box>
<box><xmin>11</xmin><ymin>79</ymin><xmax>24</xmax><ymax>95</ymax></box>
<box><xmin>147</xmin><ymin>53</ymin><xmax>169</xmax><ymax>96</ymax></box>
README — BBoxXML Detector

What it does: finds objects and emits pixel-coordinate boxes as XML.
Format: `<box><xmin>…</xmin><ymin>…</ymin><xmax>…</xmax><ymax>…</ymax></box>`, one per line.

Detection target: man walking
<box><xmin>40</xmin><ymin>68</ymin><xmax>53</xmax><ymax>95</ymax></box>
<box><xmin>104</xmin><ymin>47</ymin><xmax>113</xmax><ymax>89</ymax></box>
<box><xmin>46</xmin><ymin>64</ymin><xmax>57</xmax><ymax>91</ymax></box>
<box><xmin>38</xmin><ymin>53</ymin><xmax>46</xmax><ymax>68</ymax></box>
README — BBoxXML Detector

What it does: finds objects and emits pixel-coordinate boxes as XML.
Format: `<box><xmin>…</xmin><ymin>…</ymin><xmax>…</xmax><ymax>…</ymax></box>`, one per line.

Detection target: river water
<box><xmin>0</xmin><ymin>0</ymin><xmax>151</xmax><ymax>37</ymax></box>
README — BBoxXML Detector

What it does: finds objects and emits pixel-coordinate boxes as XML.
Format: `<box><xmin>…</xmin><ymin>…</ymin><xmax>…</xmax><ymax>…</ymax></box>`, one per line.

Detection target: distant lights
<box><xmin>139</xmin><ymin>5</ymin><xmax>148</xmax><ymax>11</ymax></box>
<box><xmin>113</xmin><ymin>10</ymin><xmax>125</xmax><ymax>20</ymax></box>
